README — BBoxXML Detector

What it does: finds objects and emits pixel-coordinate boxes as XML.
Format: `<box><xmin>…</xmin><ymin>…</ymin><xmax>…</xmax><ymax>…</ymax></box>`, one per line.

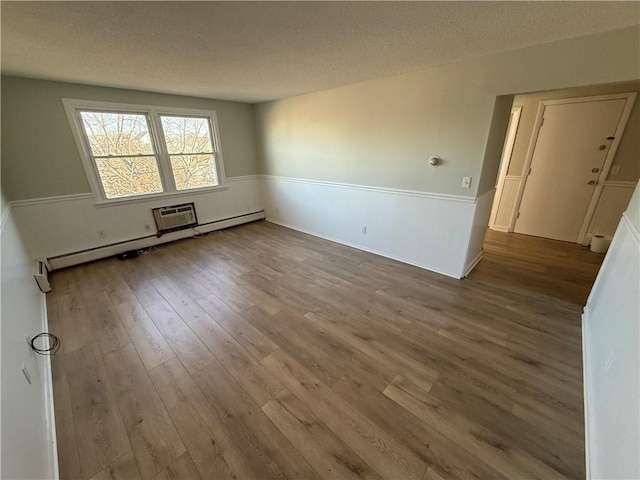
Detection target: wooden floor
<box><xmin>47</xmin><ymin>222</ymin><xmax>604</xmax><ymax>480</ymax></box>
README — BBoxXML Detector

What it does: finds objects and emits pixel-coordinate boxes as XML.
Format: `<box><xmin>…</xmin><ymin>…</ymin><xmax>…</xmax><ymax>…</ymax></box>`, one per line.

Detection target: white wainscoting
<box><xmin>262</xmin><ymin>175</ymin><xmax>477</xmax><ymax>279</ymax></box>
<box><xmin>11</xmin><ymin>175</ymin><xmax>263</xmax><ymax>267</ymax></box>
<box><xmin>1</xmin><ymin>206</ymin><xmax>58</xmax><ymax>479</ymax></box>
<box><xmin>583</xmin><ymin>211</ymin><xmax>640</xmax><ymax>479</ymax></box>
<box><xmin>586</xmin><ymin>181</ymin><xmax>637</xmax><ymax>241</ymax></box>
<box><xmin>463</xmin><ymin>188</ymin><xmax>497</xmax><ymax>277</ymax></box>
<box><xmin>489</xmin><ymin>175</ymin><xmax>520</xmax><ymax>232</ymax></box>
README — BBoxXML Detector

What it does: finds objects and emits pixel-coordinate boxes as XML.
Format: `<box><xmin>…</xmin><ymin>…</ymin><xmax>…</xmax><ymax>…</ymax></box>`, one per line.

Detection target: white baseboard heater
<box><xmin>152</xmin><ymin>202</ymin><xmax>198</xmax><ymax>236</ymax></box>
<box><xmin>34</xmin><ymin>258</ymin><xmax>52</xmax><ymax>293</ymax></box>
<box><xmin>47</xmin><ymin>210</ymin><xmax>265</xmax><ymax>270</ymax></box>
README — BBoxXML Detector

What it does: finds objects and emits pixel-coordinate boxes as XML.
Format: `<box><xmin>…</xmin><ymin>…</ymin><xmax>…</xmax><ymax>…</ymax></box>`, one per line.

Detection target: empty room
<box><xmin>2</xmin><ymin>2</ymin><xmax>639</xmax><ymax>480</ymax></box>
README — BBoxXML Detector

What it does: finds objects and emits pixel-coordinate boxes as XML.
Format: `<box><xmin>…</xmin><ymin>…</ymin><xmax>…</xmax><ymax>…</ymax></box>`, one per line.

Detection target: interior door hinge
<box><xmin>540</xmin><ymin>117</ymin><xmax>545</xmax><ymax>127</ymax></box>
<box><xmin>516</xmin><ymin>211</ymin><xmax>521</xmax><ymax>219</ymax></box>
<box><xmin>528</xmin><ymin>167</ymin><xmax>532</xmax><ymax>176</ymax></box>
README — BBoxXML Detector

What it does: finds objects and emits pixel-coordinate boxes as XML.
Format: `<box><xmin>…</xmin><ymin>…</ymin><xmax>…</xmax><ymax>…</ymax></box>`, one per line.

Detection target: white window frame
<box><xmin>62</xmin><ymin>98</ymin><xmax>227</xmax><ymax>206</ymax></box>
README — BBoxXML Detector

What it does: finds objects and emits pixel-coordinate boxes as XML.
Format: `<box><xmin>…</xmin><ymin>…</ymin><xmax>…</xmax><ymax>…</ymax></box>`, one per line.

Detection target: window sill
<box><xmin>93</xmin><ymin>184</ymin><xmax>229</xmax><ymax>208</ymax></box>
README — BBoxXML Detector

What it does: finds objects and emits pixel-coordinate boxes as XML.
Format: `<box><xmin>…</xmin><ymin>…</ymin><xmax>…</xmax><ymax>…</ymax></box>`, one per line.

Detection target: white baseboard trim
<box><xmin>41</xmin><ymin>292</ymin><xmax>59</xmax><ymax>480</ymax></box>
<box><xmin>463</xmin><ymin>251</ymin><xmax>483</xmax><ymax>278</ymax></box>
<box><xmin>488</xmin><ymin>225</ymin><xmax>510</xmax><ymax>233</ymax></box>
<box><xmin>266</xmin><ymin>218</ymin><xmax>462</xmax><ymax>280</ymax></box>
<box><xmin>622</xmin><ymin>211</ymin><xmax>640</xmax><ymax>245</ymax></box>
<box><xmin>582</xmin><ymin>310</ymin><xmax>592</xmax><ymax>480</ymax></box>
<box><xmin>49</xmin><ymin>211</ymin><xmax>265</xmax><ymax>269</ymax></box>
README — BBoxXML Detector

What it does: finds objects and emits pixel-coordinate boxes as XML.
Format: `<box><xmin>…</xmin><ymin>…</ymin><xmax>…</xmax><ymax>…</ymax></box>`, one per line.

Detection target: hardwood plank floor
<box><xmin>47</xmin><ymin>222</ymin><xmax>602</xmax><ymax>479</ymax></box>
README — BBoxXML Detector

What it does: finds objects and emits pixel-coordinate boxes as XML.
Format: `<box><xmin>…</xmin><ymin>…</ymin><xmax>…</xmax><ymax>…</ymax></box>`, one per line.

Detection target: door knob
<box><xmin>592</xmin><ymin>168</ymin><xmax>600</xmax><ymax>173</ymax></box>
<box><xmin>588</xmin><ymin>180</ymin><xmax>597</xmax><ymax>185</ymax></box>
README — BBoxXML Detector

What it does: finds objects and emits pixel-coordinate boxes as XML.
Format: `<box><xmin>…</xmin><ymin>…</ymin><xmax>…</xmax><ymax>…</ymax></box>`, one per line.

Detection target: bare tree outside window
<box><xmin>80</xmin><ymin>111</ymin><xmax>163</xmax><ymax>198</ymax></box>
<box><xmin>160</xmin><ymin>116</ymin><xmax>219</xmax><ymax>190</ymax></box>
<box><xmin>68</xmin><ymin>99</ymin><xmax>226</xmax><ymax>203</ymax></box>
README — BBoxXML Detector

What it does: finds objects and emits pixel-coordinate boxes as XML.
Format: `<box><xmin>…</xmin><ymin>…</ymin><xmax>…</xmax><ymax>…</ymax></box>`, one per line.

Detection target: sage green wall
<box><xmin>508</xmin><ymin>80</ymin><xmax>640</xmax><ymax>181</ymax></box>
<box><xmin>255</xmin><ymin>26</ymin><xmax>640</xmax><ymax>197</ymax></box>
<box><xmin>1</xmin><ymin>76</ymin><xmax>259</xmax><ymax>201</ymax></box>
<box><xmin>476</xmin><ymin>95</ymin><xmax>515</xmax><ymax>196</ymax></box>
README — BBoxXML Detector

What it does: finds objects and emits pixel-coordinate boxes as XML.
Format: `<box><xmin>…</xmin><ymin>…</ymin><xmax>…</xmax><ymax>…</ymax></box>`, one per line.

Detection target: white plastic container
<box><xmin>590</xmin><ymin>235</ymin><xmax>610</xmax><ymax>253</ymax></box>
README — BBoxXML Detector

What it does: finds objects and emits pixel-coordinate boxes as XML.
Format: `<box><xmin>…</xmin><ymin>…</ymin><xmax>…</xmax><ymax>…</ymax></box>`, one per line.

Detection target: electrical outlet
<box><xmin>361</xmin><ymin>225</ymin><xmax>367</xmax><ymax>235</ymax></box>
<box><xmin>275</xmin><ymin>207</ymin><xmax>280</xmax><ymax>213</ymax></box>
<box><xmin>611</xmin><ymin>165</ymin><xmax>621</xmax><ymax>175</ymax></box>
<box><xmin>144</xmin><ymin>224</ymin><xmax>152</xmax><ymax>232</ymax></box>
<box><xmin>461</xmin><ymin>177</ymin><xmax>472</xmax><ymax>189</ymax></box>
<box><xmin>97</xmin><ymin>229</ymin><xmax>108</xmax><ymax>239</ymax></box>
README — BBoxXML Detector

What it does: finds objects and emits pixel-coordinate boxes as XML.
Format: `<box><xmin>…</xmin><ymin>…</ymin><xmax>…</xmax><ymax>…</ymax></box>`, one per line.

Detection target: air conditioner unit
<box><xmin>152</xmin><ymin>202</ymin><xmax>198</xmax><ymax>235</ymax></box>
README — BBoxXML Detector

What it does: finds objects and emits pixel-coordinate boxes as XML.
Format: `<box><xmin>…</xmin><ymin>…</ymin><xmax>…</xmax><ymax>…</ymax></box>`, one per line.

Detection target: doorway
<box><xmin>490</xmin><ymin>91</ymin><xmax>637</xmax><ymax>244</ymax></box>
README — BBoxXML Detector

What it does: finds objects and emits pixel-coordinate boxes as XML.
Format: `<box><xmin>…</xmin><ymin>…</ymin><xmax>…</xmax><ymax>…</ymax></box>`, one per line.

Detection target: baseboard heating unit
<box><xmin>47</xmin><ymin>210</ymin><xmax>265</xmax><ymax>270</ymax></box>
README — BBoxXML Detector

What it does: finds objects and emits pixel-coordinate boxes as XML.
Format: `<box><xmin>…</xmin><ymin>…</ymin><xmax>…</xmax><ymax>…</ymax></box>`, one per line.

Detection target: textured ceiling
<box><xmin>2</xmin><ymin>1</ymin><xmax>639</xmax><ymax>102</ymax></box>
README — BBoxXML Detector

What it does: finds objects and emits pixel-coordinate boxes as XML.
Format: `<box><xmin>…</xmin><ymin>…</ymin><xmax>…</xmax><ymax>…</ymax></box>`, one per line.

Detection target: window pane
<box><xmin>80</xmin><ymin>111</ymin><xmax>154</xmax><ymax>156</ymax></box>
<box><xmin>95</xmin><ymin>156</ymin><xmax>163</xmax><ymax>199</ymax></box>
<box><xmin>161</xmin><ymin>116</ymin><xmax>213</xmax><ymax>154</ymax></box>
<box><xmin>170</xmin><ymin>154</ymin><xmax>219</xmax><ymax>190</ymax></box>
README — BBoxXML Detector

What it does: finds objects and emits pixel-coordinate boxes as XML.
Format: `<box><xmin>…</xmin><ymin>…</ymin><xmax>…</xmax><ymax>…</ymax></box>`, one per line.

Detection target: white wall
<box><xmin>254</xmin><ymin>26</ymin><xmax>640</xmax><ymax>279</ymax></box>
<box><xmin>1</xmin><ymin>201</ymin><xmax>58</xmax><ymax>479</ymax></box>
<box><xmin>1</xmin><ymin>76</ymin><xmax>260</xmax><ymax>201</ymax></box>
<box><xmin>583</xmin><ymin>181</ymin><xmax>640</xmax><ymax>479</ymax></box>
<box><xmin>263</xmin><ymin>175</ymin><xmax>478</xmax><ymax>278</ymax></box>
<box><xmin>12</xmin><ymin>176</ymin><xmax>263</xmax><ymax>265</ymax></box>
<box><xmin>463</xmin><ymin>189</ymin><xmax>496</xmax><ymax>276</ymax></box>
<box><xmin>256</xmin><ymin>26</ymin><xmax>640</xmax><ymax>197</ymax></box>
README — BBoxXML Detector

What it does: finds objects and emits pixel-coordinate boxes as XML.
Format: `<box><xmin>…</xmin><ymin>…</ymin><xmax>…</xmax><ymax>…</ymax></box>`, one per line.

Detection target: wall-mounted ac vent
<box><xmin>152</xmin><ymin>202</ymin><xmax>198</xmax><ymax>236</ymax></box>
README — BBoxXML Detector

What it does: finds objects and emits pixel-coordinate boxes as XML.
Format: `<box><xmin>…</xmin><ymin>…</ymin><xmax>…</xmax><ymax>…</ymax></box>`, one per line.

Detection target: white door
<box><xmin>515</xmin><ymin>99</ymin><xmax>626</xmax><ymax>243</ymax></box>
<box><xmin>489</xmin><ymin>107</ymin><xmax>522</xmax><ymax>229</ymax></box>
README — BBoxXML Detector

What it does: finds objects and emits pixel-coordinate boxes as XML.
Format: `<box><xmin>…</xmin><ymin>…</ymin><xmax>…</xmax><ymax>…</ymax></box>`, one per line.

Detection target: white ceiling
<box><xmin>2</xmin><ymin>1</ymin><xmax>639</xmax><ymax>103</ymax></box>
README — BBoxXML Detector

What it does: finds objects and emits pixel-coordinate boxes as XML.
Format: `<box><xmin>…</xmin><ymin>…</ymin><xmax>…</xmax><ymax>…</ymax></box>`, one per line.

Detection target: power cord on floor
<box><xmin>29</xmin><ymin>333</ymin><xmax>61</xmax><ymax>355</ymax></box>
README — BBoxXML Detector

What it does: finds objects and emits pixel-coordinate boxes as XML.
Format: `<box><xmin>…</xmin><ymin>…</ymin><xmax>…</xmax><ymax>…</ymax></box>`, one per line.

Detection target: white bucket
<box><xmin>590</xmin><ymin>235</ymin><xmax>610</xmax><ymax>254</ymax></box>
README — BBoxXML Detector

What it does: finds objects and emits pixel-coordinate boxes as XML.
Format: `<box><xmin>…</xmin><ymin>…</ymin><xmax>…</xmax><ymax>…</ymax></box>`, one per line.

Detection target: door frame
<box><xmin>489</xmin><ymin>106</ymin><xmax>522</xmax><ymax>230</ymax></box>
<box><xmin>509</xmin><ymin>92</ymin><xmax>637</xmax><ymax>244</ymax></box>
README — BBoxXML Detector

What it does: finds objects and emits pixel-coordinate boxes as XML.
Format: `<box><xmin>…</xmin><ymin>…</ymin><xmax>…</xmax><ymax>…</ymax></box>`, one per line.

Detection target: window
<box><xmin>63</xmin><ymin>99</ymin><xmax>226</xmax><ymax>203</ymax></box>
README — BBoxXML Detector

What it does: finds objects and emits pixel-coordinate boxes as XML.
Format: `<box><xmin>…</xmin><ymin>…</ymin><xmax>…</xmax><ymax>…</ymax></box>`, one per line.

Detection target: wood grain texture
<box><xmin>47</xmin><ymin>294</ymin><xmax>82</xmax><ymax>480</ymax></box>
<box><xmin>48</xmin><ymin>222</ymin><xmax>596</xmax><ymax>479</ymax></box>
<box><xmin>145</xmin><ymin>300</ymin><xmax>214</xmax><ymax>374</ymax></box>
<box><xmin>66</xmin><ymin>343</ymin><xmax>131</xmax><ymax>479</ymax></box>
<box><xmin>116</xmin><ymin>300</ymin><xmax>175</xmax><ymax>370</ymax></box>
<box><xmin>192</xmin><ymin>358</ymin><xmax>321</xmax><ymax>480</ymax></box>
<box><xmin>89</xmin><ymin>452</ymin><xmax>141</xmax><ymax>480</ymax></box>
<box><xmin>152</xmin><ymin>453</ymin><xmax>201</xmax><ymax>480</ymax></box>
<box><xmin>262</xmin><ymin>349</ymin><xmax>427</xmax><ymax>480</ymax></box>
<box><xmin>149</xmin><ymin>357</ymin><xmax>252</xmax><ymax>480</ymax></box>
<box><xmin>263</xmin><ymin>388</ymin><xmax>383</xmax><ymax>480</ymax></box>
<box><xmin>102</xmin><ymin>344</ymin><xmax>186</xmax><ymax>478</ymax></box>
